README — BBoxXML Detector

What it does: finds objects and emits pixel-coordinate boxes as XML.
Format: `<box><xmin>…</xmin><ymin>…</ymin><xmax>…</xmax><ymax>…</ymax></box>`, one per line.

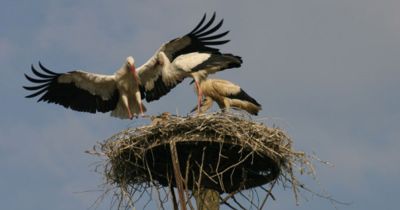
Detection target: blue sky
<box><xmin>1</xmin><ymin>0</ymin><xmax>399</xmax><ymax>209</ymax></box>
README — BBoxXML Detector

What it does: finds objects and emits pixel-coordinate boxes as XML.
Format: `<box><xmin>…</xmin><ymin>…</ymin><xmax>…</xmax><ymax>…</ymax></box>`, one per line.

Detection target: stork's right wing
<box><xmin>23</xmin><ymin>63</ymin><xmax>119</xmax><ymax>113</ymax></box>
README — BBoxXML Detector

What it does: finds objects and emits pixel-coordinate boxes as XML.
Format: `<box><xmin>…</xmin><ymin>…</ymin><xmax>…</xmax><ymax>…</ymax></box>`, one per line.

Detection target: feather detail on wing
<box><xmin>137</xmin><ymin>55</ymin><xmax>187</xmax><ymax>102</ymax></box>
<box><xmin>136</xmin><ymin>12</ymin><xmax>232</xmax><ymax>102</ymax></box>
<box><xmin>196</xmin><ymin>79</ymin><xmax>261</xmax><ymax>115</ymax></box>
<box><xmin>23</xmin><ymin>63</ymin><xmax>119</xmax><ymax>113</ymax></box>
<box><xmin>210</xmin><ymin>79</ymin><xmax>261</xmax><ymax>107</ymax></box>
<box><xmin>161</xmin><ymin>12</ymin><xmax>230</xmax><ymax>61</ymax></box>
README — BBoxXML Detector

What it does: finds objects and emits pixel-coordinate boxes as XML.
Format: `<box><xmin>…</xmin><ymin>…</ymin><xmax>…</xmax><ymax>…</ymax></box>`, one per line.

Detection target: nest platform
<box><xmin>91</xmin><ymin>112</ymin><xmax>313</xmax><ymax>209</ymax></box>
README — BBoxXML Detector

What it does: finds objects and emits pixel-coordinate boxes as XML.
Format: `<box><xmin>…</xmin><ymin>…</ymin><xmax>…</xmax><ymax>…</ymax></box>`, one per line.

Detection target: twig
<box><xmin>170</xmin><ymin>142</ymin><xmax>187</xmax><ymax>210</ymax></box>
<box><xmin>259</xmin><ymin>181</ymin><xmax>277</xmax><ymax>209</ymax></box>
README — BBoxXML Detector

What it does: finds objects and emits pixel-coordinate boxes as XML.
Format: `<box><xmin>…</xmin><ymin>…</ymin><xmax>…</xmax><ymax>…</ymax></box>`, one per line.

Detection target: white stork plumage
<box><xmin>23</xmin><ymin>13</ymin><xmax>242</xmax><ymax>119</ymax></box>
<box><xmin>191</xmin><ymin>78</ymin><xmax>262</xmax><ymax>115</ymax></box>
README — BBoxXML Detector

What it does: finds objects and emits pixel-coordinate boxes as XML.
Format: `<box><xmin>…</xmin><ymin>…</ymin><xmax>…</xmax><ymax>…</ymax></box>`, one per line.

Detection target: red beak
<box><xmin>130</xmin><ymin>64</ymin><xmax>136</xmax><ymax>74</ymax></box>
<box><xmin>130</xmin><ymin>64</ymin><xmax>139</xmax><ymax>83</ymax></box>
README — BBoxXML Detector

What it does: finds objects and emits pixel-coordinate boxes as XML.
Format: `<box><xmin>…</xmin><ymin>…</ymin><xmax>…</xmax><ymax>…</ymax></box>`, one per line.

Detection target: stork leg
<box><xmin>222</xmin><ymin>98</ymin><xmax>230</xmax><ymax>113</ymax></box>
<box><xmin>127</xmin><ymin>107</ymin><xmax>133</xmax><ymax>119</ymax></box>
<box><xmin>135</xmin><ymin>90</ymin><xmax>144</xmax><ymax>115</ymax></box>
<box><xmin>194</xmin><ymin>80</ymin><xmax>203</xmax><ymax>114</ymax></box>
<box><xmin>122</xmin><ymin>95</ymin><xmax>133</xmax><ymax>120</ymax></box>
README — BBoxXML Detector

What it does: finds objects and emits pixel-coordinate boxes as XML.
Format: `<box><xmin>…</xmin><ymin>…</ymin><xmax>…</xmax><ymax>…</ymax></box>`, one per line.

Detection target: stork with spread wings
<box><xmin>24</xmin><ymin>13</ymin><xmax>242</xmax><ymax>119</ymax></box>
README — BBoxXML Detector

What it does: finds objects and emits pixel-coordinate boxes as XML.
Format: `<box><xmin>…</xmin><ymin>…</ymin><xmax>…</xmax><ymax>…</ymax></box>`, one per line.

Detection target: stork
<box><xmin>191</xmin><ymin>78</ymin><xmax>262</xmax><ymax>115</ymax></box>
<box><xmin>23</xmin><ymin>13</ymin><xmax>242</xmax><ymax>119</ymax></box>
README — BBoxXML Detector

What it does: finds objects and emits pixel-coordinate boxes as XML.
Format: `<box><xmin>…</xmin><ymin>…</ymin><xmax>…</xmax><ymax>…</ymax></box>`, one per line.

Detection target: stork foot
<box><xmin>126</xmin><ymin>107</ymin><xmax>133</xmax><ymax>120</ymax></box>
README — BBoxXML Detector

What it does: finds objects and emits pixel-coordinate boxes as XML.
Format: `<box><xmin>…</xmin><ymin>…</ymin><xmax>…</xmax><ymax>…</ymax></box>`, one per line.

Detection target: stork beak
<box><xmin>129</xmin><ymin>64</ymin><xmax>139</xmax><ymax>82</ymax></box>
<box><xmin>129</xmin><ymin>64</ymin><xmax>136</xmax><ymax>74</ymax></box>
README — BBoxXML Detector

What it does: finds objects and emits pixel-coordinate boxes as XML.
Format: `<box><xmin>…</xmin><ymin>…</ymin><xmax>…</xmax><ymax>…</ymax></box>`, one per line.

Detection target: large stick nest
<box><xmin>91</xmin><ymin>112</ymin><xmax>314</xmax><ymax>209</ymax></box>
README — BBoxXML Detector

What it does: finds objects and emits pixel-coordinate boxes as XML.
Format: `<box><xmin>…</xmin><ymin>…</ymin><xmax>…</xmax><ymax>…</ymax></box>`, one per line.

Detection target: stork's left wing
<box><xmin>136</xmin><ymin>12</ymin><xmax>232</xmax><ymax>102</ymax></box>
<box><xmin>160</xmin><ymin>12</ymin><xmax>230</xmax><ymax>61</ymax></box>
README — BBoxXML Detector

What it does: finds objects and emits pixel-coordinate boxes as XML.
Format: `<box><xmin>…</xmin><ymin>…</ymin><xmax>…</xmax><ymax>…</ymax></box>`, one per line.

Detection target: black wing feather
<box><xmin>31</xmin><ymin>65</ymin><xmax>55</xmax><ymax>78</ymax></box>
<box><xmin>23</xmin><ymin>83</ymin><xmax>50</xmax><ymax>91</ymax></box>
<box><xmin>38</xmin><ymin>62</ymin><xmax>61</xmax><ymax>76</ymax></box>
<box><xmin>23</xmin><ymin>63</ymin><xmax>119</xmax><ymax>113</ymax></box>
<box><xmin>169</xmin><ymin>12</ymin><xmax>231</xmax><ymax>61</ymax></box>
<box><xmin>188</xmin><ymin>13</ymin><xmax>207</xmax><ymax>34</ymax></box>
<box><xmin>193</xmin><ymin>12</ymin><xmax>216</xmax><ymax>35</ymax></box>
<box><xmin>139</xmin><ymin>76</ymin><xmax>185</xmax><ymax>102</ymax></box>
<box><xmin>24</xmin><ymin>74</ymin><xmax>51</xmax><ymax>83</ymax></box>
<box><xmin>198</xmin><ymin>31</ymin><xmax>229</xmax><ymax>41</ymax></box>
<box><xmin>228</xmin><ymin>88</ymin><xmax>261</xmax><ymax>107</ymax></box>
<box><xmin>195</xmin><ymin>19</ymin><xmax>223</xmax><ymax>37</ymax></box>
<box><xmin>201</xmin><ymin>40</ymin><xmax>230</xmax><ymax>46</ymax></box>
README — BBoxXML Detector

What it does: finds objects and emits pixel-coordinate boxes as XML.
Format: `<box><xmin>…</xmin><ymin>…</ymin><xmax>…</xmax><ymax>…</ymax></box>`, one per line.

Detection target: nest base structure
<box><xmin>93</xmin><ymin>112</ymin><xmax>309</xmax><ymax>209</ymax></box>
<box><xmin>116</xmin><ymin>138</ymin><xmax>280</xmax><ymax>193</ymax></box>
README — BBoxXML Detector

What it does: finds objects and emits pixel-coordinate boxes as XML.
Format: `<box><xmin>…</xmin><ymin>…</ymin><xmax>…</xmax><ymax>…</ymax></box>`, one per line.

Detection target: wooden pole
<box><xmin>194</xmin><ymin>187</ymin><xmax>220</xmax><ymax>210</ymax></box>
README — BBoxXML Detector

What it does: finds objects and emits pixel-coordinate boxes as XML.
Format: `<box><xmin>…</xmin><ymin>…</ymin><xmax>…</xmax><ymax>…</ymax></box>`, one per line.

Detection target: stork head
<box><xmin>126</xmin><ymin>56</ymin><xmax>135</xmax><ymax>68</ymax></box>
<box><xmin>126</xmin><ymin>56</ymin><xmax>137</xmax><ymax>74</ymax></box>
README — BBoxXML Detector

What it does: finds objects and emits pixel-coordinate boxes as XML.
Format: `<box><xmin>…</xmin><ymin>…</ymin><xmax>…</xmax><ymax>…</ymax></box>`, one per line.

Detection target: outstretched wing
<box><xmin>137</xmin><ymin>58</ymin><xmax>187</xmax><ymax>102</ymax></box>
<box><xmin>137</xmin><ymin>12</ymin><xmax>231</xmax><ymax>102</ymax></box>
<box><xmin>23</xmin><ymin>63</ymin><xmax>119</xmax><ymax>113</ymax></box>
<box><xmin>162</xmin><ymin>12</ymin><xmax>229</xmax><ymax>61</ymax></box>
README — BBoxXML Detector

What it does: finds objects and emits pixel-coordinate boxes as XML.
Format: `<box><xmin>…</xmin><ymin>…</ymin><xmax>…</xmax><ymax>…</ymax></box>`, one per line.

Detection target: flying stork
<box><xmin>23</xmin><ymin>13</ymin><xmax>242</xmax><ymax>119</ymax></box>
<box><xmin>191</xmin><ymin>78</ymin><xmax>262</xmax><ymax>115</ymax></box>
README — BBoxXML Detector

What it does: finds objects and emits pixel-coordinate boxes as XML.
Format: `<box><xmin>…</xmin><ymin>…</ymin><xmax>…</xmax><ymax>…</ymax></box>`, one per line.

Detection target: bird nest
<box><xmin>89</xmin><ymin>112</ymin><xmax>316</xmax><ymax>209</ymax></box>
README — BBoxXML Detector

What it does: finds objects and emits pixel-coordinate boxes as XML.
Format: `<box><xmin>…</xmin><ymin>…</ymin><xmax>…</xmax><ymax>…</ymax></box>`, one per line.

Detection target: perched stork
<box><xmin>191</xmin><ymin>78</ymin><xmax>262</xmax><ymax>115</ymax></box>
<box><xmin>23</xmin><ymin>13</ymin><xmax>242</xmax><ymax>119</ymax></box>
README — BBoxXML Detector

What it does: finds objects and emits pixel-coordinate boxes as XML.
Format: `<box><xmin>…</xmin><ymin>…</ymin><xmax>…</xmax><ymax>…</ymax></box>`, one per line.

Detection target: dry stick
<box><xmin>169</xmin><ymin>142</ymin><xmax>187</xmax><ymax>210</ymax></box>
<box><xmin>213</xmin><ymin>150</ymin><xmax>255</xmax><ymax>178</ymax></box>
<box><xmin>195</xmin><ymin>163</ymin><xmax>218</xmax><ymax>184</ymax></box>
<box><xmin>254</xmin><ymin>188</ymin><xmax>261</xmax><ymax>209</ymax></box>
<box><xmin>132</xmin><ymin>185</ymin><xmax>147</xmax><ymax>205</ymax></box>
<box><xmin>155</xmin><ymin>186</ymin><xmax>167</xmax><ymax>210</ymax></box>
<box><xmin>232</xmin><ymin>195</ymin><xmax>248</xmax><ymax>210</ymax></box>
<box><xmin>295</xmin><ymin>182</ymin><xmax>351</xmax><ymax>206</ymax></box>
<box><xmin>120</xmin><ymin>180</ymin><xmax>134</xmax><ymax>209</ymax></box>
<box><xmin>152</xmin><ymin>185</ymin><xmax>163</xmax><ymax>210</ymax></box>
<box><xmin>194</xmin><ymin>147</ymin><xmax>206</xmax><ymax>210</ymax></box>
<box><xmin>220</xmin><ymin>189</ymin><xmax>241</xmax><ymax>205</ymax></box>
<box><xmin>288</xmin><ymin>161</ymin><xmax>300</xmax><ymax>205</ymax></box>
<box><xmin>215</xmin><ymin>142</ymin><xmax>226</xmax><ymax>192</ymax></box>
<box><xmin>219</xmin><ymin>195</ymin><xmax>239</xmax><ymax>210</ymax></box>
<box><xmin>167</xmin><ymin>170</ymin><xmax>179</xmax><ymax>210</ymax></box>
<box><xmin>196</xmin><ymin>147</ymin><xmax>206</xmax><ymax>192</ymax></box>
<box><xmin>143</xmin><ymin>187</ymin><xmax>154</xmax><ymax>209</ymax></box>
<box><xmin>259</xmin><ymin>182</ymin><xmax>277</xmax><ymax>210</ymax></box>
<box><xmin>239</xmin><ymin>191</ymin><xmax>258</xmax><ymax>210</ymax></box>
<box><xmin>142</xmin><ymin>155</ymin><xmax>159</xmax><ymax>209</ymax></box>
<box><xmin>116</xmin><ymin>188</ymin><xmax>123</xmax><ymax>210</ymax></box>
<box><xmin>169</xmin><ymin>184</ymin><xmax>179</xmax><ymax>210</ymax></box>
<box><xmin>195</xmin><ymin>147</ymin><xmax>219</xmax><ymax>210</ymax></box>
<box><xmin>184</xmin><ymin>153</ymin><xmax>195</xmax><ymax>210</ymax></box>
<box><xmin>89</xmin><ymin>185</ymin><xmax>112</xmax><ymax>210</ymax></box>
